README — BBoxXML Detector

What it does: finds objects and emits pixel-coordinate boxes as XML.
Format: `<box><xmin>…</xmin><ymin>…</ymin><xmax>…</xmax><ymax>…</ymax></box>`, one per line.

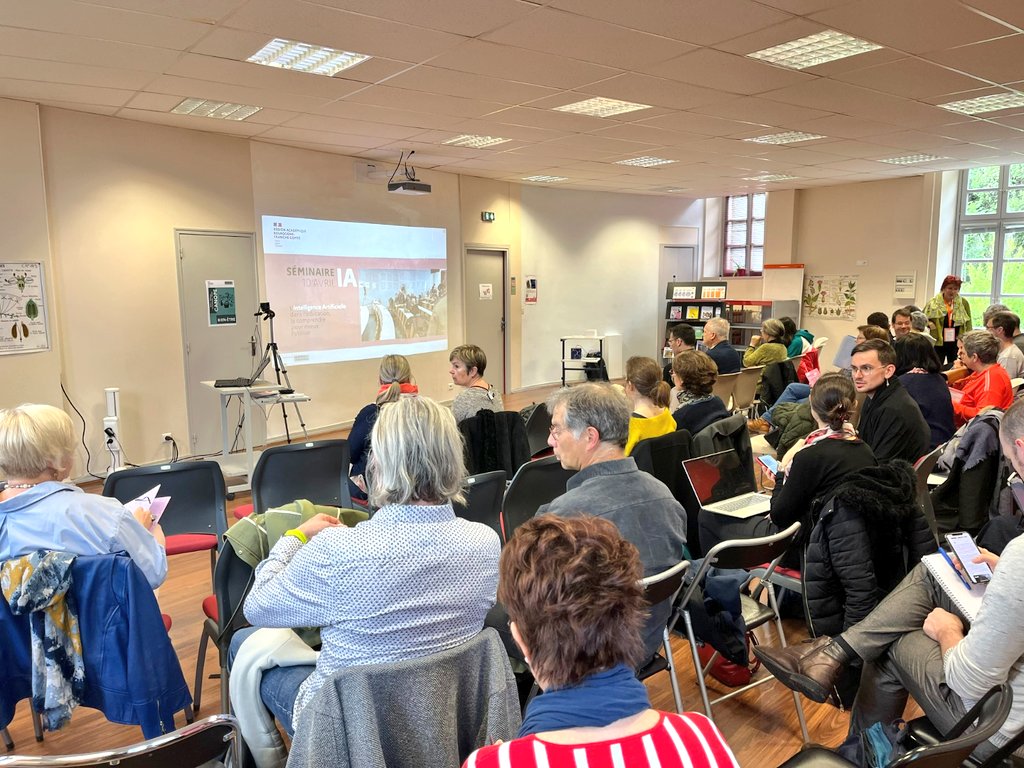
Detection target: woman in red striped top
<box><xmin>463</xmin><ymin>515</ymin><xmax>738</xmax><ymax>768</ymax></box>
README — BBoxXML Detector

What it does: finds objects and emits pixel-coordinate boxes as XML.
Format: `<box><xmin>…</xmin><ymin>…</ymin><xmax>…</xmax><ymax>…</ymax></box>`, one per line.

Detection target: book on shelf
<box><xmin>668</xmin><ymin>305</ymin><xmax>683</xmax><ymax>320</ymax></box>
<box><xmin>699</xmin><ymin>305</ymin><xmax>714</xmax><ymax>320</ymax></box>
<box><xmin>686</xmin><ymin>306</ymin><xmax>700</xmax><ymax>319</ymax></box>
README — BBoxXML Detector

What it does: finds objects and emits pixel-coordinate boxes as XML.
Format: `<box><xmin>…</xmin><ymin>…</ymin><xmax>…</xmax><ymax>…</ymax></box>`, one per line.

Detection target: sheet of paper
<box><xmin>123</xmin><ymin>484</ymin><xmax>171</xmax><ymax>529</ymax></box>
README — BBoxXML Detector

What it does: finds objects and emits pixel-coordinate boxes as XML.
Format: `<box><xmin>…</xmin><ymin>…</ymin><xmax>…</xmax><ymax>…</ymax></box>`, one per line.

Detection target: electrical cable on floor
<box><xmin>60</xmin><ymin>381</ymin><xmax>104</xmax><ymax>480</ymax></box>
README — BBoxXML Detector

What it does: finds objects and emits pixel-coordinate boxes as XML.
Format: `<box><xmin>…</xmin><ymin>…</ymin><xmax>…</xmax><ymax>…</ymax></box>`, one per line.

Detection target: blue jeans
<box><xmin>229</xmin><ymin>627</ymin><xmax>315</xmax><ymax>737</ymax></box>
<box><xmin>764</xmin><ymin>382</ymin><xmax>811</xmax><ymax>423</ymax></box>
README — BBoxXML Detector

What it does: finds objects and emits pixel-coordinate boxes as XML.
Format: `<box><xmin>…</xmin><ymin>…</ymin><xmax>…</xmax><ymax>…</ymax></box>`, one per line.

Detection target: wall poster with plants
<box><xmin>803</xmin><ymin>274</ymin><xmax>858</xmax><ymax>321</ymax></box>
<box><xmin>0</xmin><ymin>262</ymin><xmax>49</xmax><ymax>354</ymax></box>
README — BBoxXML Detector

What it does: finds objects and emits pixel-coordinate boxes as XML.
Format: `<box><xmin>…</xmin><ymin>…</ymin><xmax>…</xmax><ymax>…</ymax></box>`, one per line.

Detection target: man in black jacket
<box><xmin>852</xmin><ymin>339</ymin><xmax>930</xmax><ymax>464</ymax></box>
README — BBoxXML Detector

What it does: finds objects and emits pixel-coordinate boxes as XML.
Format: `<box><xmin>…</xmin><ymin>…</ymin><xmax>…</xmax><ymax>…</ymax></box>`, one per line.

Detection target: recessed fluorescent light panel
<box><xmin>171</xmin><ymin>98</ymin><xmax>261</xmax><ymax>121</ymax></box>
<box><xmin>442</xmin><ymin>134</ymin><xmax>511</xmax><ymax>148</ymax></box>
<box><xmin>744</xmin><ymin>174</ymin><xmax>798</xmax><ymax>182</ymax></box>
<box><xmin>554</xmin><ymin>97</ymin><xmax>651</xmax><ymax>118</ymax></box>
<box><xmin>522</xmin><ymin>175</ymin><xmax>568</xmax><ymax>183</ymax></box>
<box><xmin>744</xmin><ymin>131</ymin><xmax>826</xmax><ymax>145</ymax></box>
<box><xmin>747</xmin><ymin>30</ymin><xmax>881</xmax><ymax>70</ymax></box>
<box><xmin>614</xmin><ymin>156</ymin><xmax>677</xmax><ymax>167</ymax></box>
<box><xmin>939</xmin><ymin>92</ymin><xmax>1024</xmax><ymax>115</ymax></box>
<box><xmin>878</xmin><ymin>154</ymin><xmax>949</xmax><ymax>165</ymax></box>
<box><xmin>247</xmin><ymin>38</ymin><xmax>371</xmax><ymax>76</ymax></box>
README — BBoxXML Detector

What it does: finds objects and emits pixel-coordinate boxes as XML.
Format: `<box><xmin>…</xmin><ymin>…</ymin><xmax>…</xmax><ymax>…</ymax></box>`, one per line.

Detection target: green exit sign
<box><xmin>481</xmin><ymin>211</ymin><xmax>496</xmax><ymax>222</ymax></box>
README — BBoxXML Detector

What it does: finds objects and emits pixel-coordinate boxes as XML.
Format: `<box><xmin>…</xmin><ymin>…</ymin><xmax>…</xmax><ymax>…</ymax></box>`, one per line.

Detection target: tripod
<box><xmin>255</xmin><ymin>302</ymin><xmax>306</xmax><ymax>443</ymax></box>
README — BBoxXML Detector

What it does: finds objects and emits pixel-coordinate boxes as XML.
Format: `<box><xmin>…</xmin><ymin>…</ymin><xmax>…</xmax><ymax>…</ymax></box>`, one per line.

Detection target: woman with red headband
<box><xmin>924</xmin><ymin>275</ymin><xmax>972</xmax><ymax>366</ymax></box>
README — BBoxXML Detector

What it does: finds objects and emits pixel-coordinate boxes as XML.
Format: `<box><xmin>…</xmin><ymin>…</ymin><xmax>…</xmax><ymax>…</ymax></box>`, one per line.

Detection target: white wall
<box><xmin>518</xmin><ymin>186</ymin><xmax>704</xmax><ymax>387</ymax></box>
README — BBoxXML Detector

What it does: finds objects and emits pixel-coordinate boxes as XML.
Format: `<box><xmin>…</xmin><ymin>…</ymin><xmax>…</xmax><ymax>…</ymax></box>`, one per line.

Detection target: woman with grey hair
<box><xmin>741</xmin><ymin>318</ymin><xmax>789</xmax><ymax>393</ymax></box>
<box><xmin>949</xmin><ymin>329</ymin><xmax>1013</xmax><ymax>427</ymax></box>
<box><xmin>0</xmin><ymin>403</ymin><xmax>167</xmax><ymax>588</ymax></box>
<box><xmin>233</xmin><ymin>396</ymin><xmax>500</xmax><ymax>738</ymax></box>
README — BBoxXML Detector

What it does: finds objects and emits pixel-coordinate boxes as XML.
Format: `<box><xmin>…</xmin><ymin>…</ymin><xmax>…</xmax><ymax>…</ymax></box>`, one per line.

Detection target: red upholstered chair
<box><xmin>103</xmin><ymin>461</ymin><xmax>228</xmax><ymax>584</ymax></box>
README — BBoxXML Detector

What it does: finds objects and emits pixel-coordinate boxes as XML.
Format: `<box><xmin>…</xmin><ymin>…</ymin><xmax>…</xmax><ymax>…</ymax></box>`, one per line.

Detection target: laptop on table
<box><xmin>682</xmin><ymin>449</ymin><xmax>771</xmax><ymax>518</ymax></box>
<box><xmin>213</xmin><ymin>355</ymin><xmax>272</xmax><ymax>388</ymax></box>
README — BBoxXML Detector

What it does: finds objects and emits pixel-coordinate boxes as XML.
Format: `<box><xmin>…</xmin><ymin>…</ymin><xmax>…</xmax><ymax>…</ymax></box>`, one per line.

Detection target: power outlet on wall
<box><xmin>161</xmin><ymin>432</ymin><xmax>173</xmax><ymax>442</ymax></box>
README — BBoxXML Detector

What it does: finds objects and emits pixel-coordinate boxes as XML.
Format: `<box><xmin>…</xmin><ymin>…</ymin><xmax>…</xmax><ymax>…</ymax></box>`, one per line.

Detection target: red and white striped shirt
<box><xmin>463</xmin><ymin>711</ymin><xmax>739</xmax><ymax>768</ymax></box>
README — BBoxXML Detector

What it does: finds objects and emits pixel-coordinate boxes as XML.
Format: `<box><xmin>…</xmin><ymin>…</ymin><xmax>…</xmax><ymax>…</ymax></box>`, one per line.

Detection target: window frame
<box><xmin>722</xmin><ymin>193</ymin><xmax>765</xmax><ymax>277</ymax></box>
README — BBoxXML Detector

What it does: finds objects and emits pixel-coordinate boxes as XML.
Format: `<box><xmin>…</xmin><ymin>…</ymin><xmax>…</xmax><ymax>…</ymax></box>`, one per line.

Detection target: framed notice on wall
<box><xmin>0</xmin><ymin>262</ymin><xmax>50</xmax><ymax>355</ymax></box>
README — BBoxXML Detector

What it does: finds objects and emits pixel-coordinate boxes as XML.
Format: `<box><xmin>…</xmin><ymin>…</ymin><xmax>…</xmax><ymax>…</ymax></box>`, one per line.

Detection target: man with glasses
<box><xmin>662</xmin><ymin>323</ymin><xmax>697</xmax><ymax>384</ymax></box>
<box><xmin>851</xmin><ymin>338</ymin><xmax>930</xmax><ymax>463</ymax></box>
<box><xmin>538</xmin><ymin>382</ymin><xmax>687</xmax><ymax>655</ymax></box>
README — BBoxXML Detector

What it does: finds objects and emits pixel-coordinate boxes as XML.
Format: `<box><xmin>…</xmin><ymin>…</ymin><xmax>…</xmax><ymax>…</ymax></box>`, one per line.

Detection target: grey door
<box><xmin>463</xmin><ymin>248</ymin><xmax>507</xmax><ymax>393</ymax></box>
<box><xmin>176</xmin><ymin>230</ymin><xmax>260</xmax><ymax>455</ymax></box>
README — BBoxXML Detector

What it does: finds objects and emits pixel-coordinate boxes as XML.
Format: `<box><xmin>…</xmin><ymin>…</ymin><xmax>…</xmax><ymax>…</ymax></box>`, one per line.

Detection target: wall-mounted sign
<box><xmin>525</xmin><ymin>275</ymin><xmax>538</xmax><ymax>304</ymax></box>
<box><xmin>479</xmin><ymin>283</ymin><xmax>493</xmax><ymax>300</ymax></box>
<box><xmin>207</xmin><ymin>279</ymin><xmax>237</xmax><ymax>325</ymax></box>
<box><xmin>894</xmin><ymin>272</ymin><xmax>916</xmax><ymax>300</ymax></box>
<box><xmin>481</xmin><ymin>211</ymin><xmax>496</xmax><ymax>222</ymax></box>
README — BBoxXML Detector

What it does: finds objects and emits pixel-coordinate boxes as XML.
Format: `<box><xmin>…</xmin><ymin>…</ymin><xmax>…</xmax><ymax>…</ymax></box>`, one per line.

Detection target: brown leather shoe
<box><xmin>747</xmin><ymin>417</ymin><xmax>772</xmax><ymax>434</ymax></box>
<box><xmin>753</xmin><ymin>636</ymin><xmax>844</xmax><ymax>703</ymax></box>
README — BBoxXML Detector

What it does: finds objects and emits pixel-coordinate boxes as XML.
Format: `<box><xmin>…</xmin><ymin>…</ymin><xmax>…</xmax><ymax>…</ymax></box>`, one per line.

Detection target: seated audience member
<box><xmin>624</xmin><ymin>356</ymin><xmax>675</xmax><ymax>455</ymax></box>
<box><xmin>233</xmin><ymin>396</ymin><xmax>500</xmax><ymax>739</ymax></box>
<box><xmin>662</xmin><ymin>323</ymin><xmax>696</xmax><ymax>384</ymax></box>
<box><xmin>985</xmin><ymin>302</ymin><xmax>1024</xmax><ymax>355</ymax></box>
<box><xmin>701</xmin><ymin>316</ymin><xmax>741</xmax><ymax>374</ymax></box>
<box><xmin>754</xmin><ymin>399</ymin><xmax>1024</xmax><ymax>764</ymax></box>
<box><xmin>987</xmin><ymin>311</ymin><xmax>1024</xmax><ymax>379</ymax></box>
<box><xmin>538</xmin><ymin>383</ymin><xmax>687</xmax><ymax>656</ymax></box>
<box><xmin>910</xmin><ymin>310</ymin><xmax>931</xmax><ymax>337</ymax></box>
<box><xmin>347</xmin><ymin>354</ymin><xmax>418</xmax><ymax>501</ymax></box>
<box><xmin>895</xmin><ymin>334</ymin><xmax>954</xmax><ymax>449</ymax></box>
<box><xmin>866</xmin><ymin>311</ymin><xmax>892</xmax><ymax>334</ymax></box>
<box><xmin>891</xmin><ymin>307</ymin><xmax>913</xmax><ymax>339</ymax></box>
<box><xmin>701</xmin><ymin>373</ymin><xmax>875</xmax><ymax>554</ymax></box>
<box><xmin>671</xmin><ymin>350</ymin><xmax>730</xmax><ymax>434</ymax></box>
<box><xmin>858</xmin><ymin>324</ymin><xmax>892</xmax><ymax>344</ymax></box>
<box><xmin>464</xmin><ymin>515</ymin><xmax>739</xmax><ymax>768</ymax></box>
<box><xmin>450</xmin><ymin>344</ymin><xmax>504</xmax><ymax>423</ymax></box>
<box><xmin>781</xmin><ymin>316</ymin><xmax>814</xmax><ymax>357</ymax></box>
<box><xmin>0</xmin><ymin>403</ymin><xmax>167</xmax><ymax>589</ymax></box>
<box><xmin>949</xmin><ymin>330</ymin><xmax>1014</xmax><ymax>428</ymax></box>
<box><xmin>852</xmin><ymin>339</ymin><xmax>931</xmax><ymax>463</ymax></box>
<box><xmin>742</xmin><ymin>319</ymin><xmax>789</xmax><ymax>396</ymax></box>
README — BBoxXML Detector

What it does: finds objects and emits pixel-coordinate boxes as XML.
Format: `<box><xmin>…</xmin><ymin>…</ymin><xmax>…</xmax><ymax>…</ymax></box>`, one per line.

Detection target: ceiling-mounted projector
<box><xmin>388</xmin><ymin>179</ymin><xmax>431</xmax><ymax>195</ymax></box>
<box><xmin>387</xmin><ymin>149</ymin><xmax>431</xmax><ymax>195</ymax></box>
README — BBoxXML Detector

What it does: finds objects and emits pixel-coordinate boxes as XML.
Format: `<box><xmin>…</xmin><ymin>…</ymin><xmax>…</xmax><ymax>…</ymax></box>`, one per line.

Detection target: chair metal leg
<box><xmin>220</xmin><ymin>665</ymin><xmax>230</xmax><ymax>714</ymax></box>
<box><xmin>2</xmin><ymin>726</ymin><xmax>13</xmax><ymax>751</ymax></box>
<box><xmin>31</xmin><ymin>710</ymin><xmax>42</xmax><ymax>742</ymax></box>
<box><xmin>663</xmin><ymin>627</ymin><xmax>684</xmax><ymax>715</ymax></box>
<box><xmin>194</xmin><ymin>628</ymin><xmax>210</xmax><ymax>713</ymax></box>
<box><xmin>209</xmin><ymin>549</ymin><xmax>216</xmax><ymax>586</ymax></box>
<box><xmin>767</xmin><ymin>582</ymin><xmax>810</xmax><ymax>743</ymax></box>
<box><xmin>682</xmin><ymin>610</ymin><xmax>714</xmax><ymax>720</ymax></box>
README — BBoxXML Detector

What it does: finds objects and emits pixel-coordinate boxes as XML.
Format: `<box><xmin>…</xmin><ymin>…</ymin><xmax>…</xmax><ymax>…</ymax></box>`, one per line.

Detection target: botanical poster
<box><xmin>0</xmin><ymin>262</ymin><xmax>49</xmax><ymax>354</ymax></box>
<box><xmin>803</xmin><ymin>274</ymin><xmax>858</xmax><ymax>321</ymax></box>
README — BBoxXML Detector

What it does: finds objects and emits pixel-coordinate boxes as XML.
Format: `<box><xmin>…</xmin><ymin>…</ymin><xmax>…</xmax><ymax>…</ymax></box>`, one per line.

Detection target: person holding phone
<box><xmin>699</xmin><ymin>373</ymin><xmax>875</xmax><ymax>554</ymax></box>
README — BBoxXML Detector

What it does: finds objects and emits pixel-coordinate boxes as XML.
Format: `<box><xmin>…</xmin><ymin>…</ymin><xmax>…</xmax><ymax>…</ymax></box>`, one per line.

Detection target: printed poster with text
<box><xmin>262</xmin><ymin>217</ymin><xmax>448</xmax><ymax>365</ymax></box>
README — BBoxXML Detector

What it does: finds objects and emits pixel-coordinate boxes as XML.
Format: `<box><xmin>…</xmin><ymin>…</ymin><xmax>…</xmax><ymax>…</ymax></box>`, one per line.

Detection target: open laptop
<box><xmin>682</xmin><ymin>449</ymin><xmax>771</xmax><ymax>518</ymax></box>
<box><xmin>213</xmin><ymin>355</ymin><xmax>272</xmax><ymax>388</ymax></box>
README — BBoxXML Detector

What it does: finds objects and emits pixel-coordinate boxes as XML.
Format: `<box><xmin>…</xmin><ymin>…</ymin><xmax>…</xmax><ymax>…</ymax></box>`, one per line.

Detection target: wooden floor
<box><xmin>3</xmin><ymin>381</ymin><xmax>921</xmax><ymax>765</ymax></box>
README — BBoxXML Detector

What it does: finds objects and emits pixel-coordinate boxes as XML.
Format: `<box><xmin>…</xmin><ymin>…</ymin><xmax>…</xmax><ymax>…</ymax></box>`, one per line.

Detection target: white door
<box><xmin>176</xmin><ymin>230</ymin><xmax>260</xmax><ymax>455</ymax></box>
<box><xmin>463</xmin><ymin>248</ymin><xmax>507</xmax><ymax>393</ymax></box>
<box><xmin>659</xmin><ymin>245</ymin><xmax>698</xmax><ymax>353</ymax></box>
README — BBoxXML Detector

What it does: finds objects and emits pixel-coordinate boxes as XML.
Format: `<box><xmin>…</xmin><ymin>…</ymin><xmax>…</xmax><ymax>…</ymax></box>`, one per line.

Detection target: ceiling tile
<box><xmin>637</xmin><ymin>110</ymin><xmax>769</xmax><ymax>136</ymax></box>
<box><xmin>309</xmin><ymin>0</ymin><xmax>536</xmax><ymax>37</ymax></box>
<box><xmin>145</xmin><ymin>74</ymin><xmax>334</xmax><ymax>112</ymax></box>
<box><xmin>693</xmin><ymin>95</ymin><xmax>832</xmax><ymax>126</ymax></box>
<box><xmin>0</xmin><ymin>78</ymin><xmax>134</xmax><ymax>107</ymax></box>
<box><xmin>590</xmin><ymin>122</ymin><xmax>706</xmax><ymax>144</ymax></box>
<box><xmin>481</xmin><ymin>8</ymin><xmax>695</xmax><ymax>69</ymax></box>
<box><xmin>281</xmin><ymin>114</ymin><xmax>423</xmax><ymax>140</ymax></box>
<box><xmin>937</xmin><ymin>119</ymin><xmax>1024</xmax><ymax>143</ymax></box>
<box><xmin>0</xmin><ymin>28</ymin><xmax>183</xmax><ymax>72</ymax></box>
<box><xmin>340</xmin><ymin>85</ymin><xmax>507</xmax><ymax>119</ymax></box>
<box><xmin>483</xmin><ymin>106</ymin><xmax>610</xmax><ymax>133</ymax></box>
<box><xmin>0</xmin><ymin>0</ymin><xmax>211</xmax><ymax>48</ymax></box>
<box><xmin>781</xmin><ymin>113</ymin><xmax>900</xmax><ymax>138</ymax></box>
<box><xmin>426</xmin><ymin>39</ymin><xmax>621</xmax><ymax>90</ymax></box>
<box><xmin>643</xmin><ymin>48</ymin><xmax>814</xmax><ymax>95</ymax></box>
<box><xmin>810</xmin><ymin>0</ymin><xmax>1017</xmax><ymax>54</ymax></box>
<box><xmin>547</xmin><ymin>0</ymin><xmax>793</xmax><ymax>46</ymax></box>
<box><xmin>961</xmin><ymin>0</ymin><xmax>1024</xmax><ymax>30</ymax></box>
<box><xmin>0</xmin><ymin>55</ymin><xmax>155</xmax><ymax>91</ymax></box>
<box><xmin>76</xmin><ymin>0</ymin><xmax>246</xmax><ymax>23</ymax></box>
<box><xmin>833</xmin><ymin>58</ymin><xmax>992</xmax><ymax>100</ymax></box>
<box><xmin>118</xmin><ymin>107</ymin><xmax>270</xmax><ymax>135</ymax></box>
<box><xmin>577</xmin><ymin>73</ymin><xmax>735</xmax><ymax>111</ymax></box>
<box><xmin>924</xmin><ymin>34</ymin><xmax>1024</xmax><ymax>84</ymax></box>
<box><xmin>311</xmin><ymin>101</ymin><xmax>466</xmax><ymax>131</ymax></box>
<box><xmin>164</xmin><ymin>54</ymin><xmax>366</xmax><ymax>99</ymax></box>
<box><xmin>257</xmin><ymin>124</ymin><xmax>392</xmax><ymax>148</ymax></box>
<box><xmin>124</xmin><ymin>92</ymin><xmax>186</xmax><ymax>111</ymax></box>
<box><xmin>754</xmin><ymin>0</ymin><xmax>857</xmax><ymax>15</ymax></box>
<box><xmin>444</xmin><ymin>118</ymin><xmax>566</xmax><ymax>143</ymax></box>
<box><xmin>863</xmin><ymin>130</ymin><xmax>969</xmax><ymax>150</ymax></box>
<box><xmin>221</xmin><ymin>0</ymin><xmax>465</xmax><ymax>63</ymax></box>
<box><xmin>39</xmin><ymin>100</ymin><xmax>121</xmax><ymax>117</ymax></box>
<box><xmin>380</xmin><ymin>66</ymin><xmax>559</xmax><ymax>106</ymax></box>
<box><xmin>712</xmin><ymin>16</ymin><xmax>825</xmax><ymax>54</ymax></box>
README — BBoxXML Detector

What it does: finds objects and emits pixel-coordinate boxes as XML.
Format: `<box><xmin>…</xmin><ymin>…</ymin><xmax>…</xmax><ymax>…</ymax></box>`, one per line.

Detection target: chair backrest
<box><xmin>760</xmin><ymin>359</ymin><xmax>798</xmax><ymax>409</ymax></box>
<box><xmin>641</xmin><ymin>560</ymin><xmax>690</xmax><ymax>606</ymax></box>
<box><xmin>459</xmin><ymin>411</ymin><xmax>531</xmax><ymax>477</ymax></box>
<box><xmin>731</xmin><ymin>366</ymin><xmax>764</xmax><ymax>413</ymax></box>
<box><xmin>0</xmin><ymin>714</ymin><xmax>240</xmax><ymax>768</ymax></box>
<box><xmin>250</xmin><ymin>439</ymin><xmax>352</xmax><ymax>514</ymax></box>
<box><xmin>812</xmin><ymin>336</ymin><xmax>829</xmax><ymax>352</ymax></box>
<box><xmin>712</xmin><ymin>372</ymin><xmax>739</xmax><ymax>408</ymax></box>
<box><xmin>523</xmin><ymin>402</ymin><xmax>553</xmax><ymax>458</ymax></box>
<box><xmin>788</xmin><ymin>354</ymin><xmax>804</xmax><ymax>374</ymax></box>
<box><xmin>214</xmin><ymin>539</ymin><xmax>255</xmax><ymax>638</ymax></box>
<box><xmin>889</xmin><ymin>683</ymin><xmax>1012</xmax><ymax>767</ymax></box>
<box><xmin>692</xmin><ymin>413</ymin><xmax>753</xmax><ymax>477</ymax></box>
<box><xmin>699</xmin><ymin>521</ymin><xmax>802</xmax><ymax>574</ymax></box>
<box><xmin>632</xmin><ymin>429</ymin><xmax>694</xmax><ymax>506</ymax></box>
<box><xmin>453</xmin><ymin>470</ymin><xmax>507</xmax><ymax>542</ymax></box>
<box><xmin>502</xmin><ymin>456</ymin><xmax>576</xmax><ymax>542</ymax></box>
<box><xmin>913</xmin><ymin>446</ymin><xmax>944</xmax><ymax>544</ymax></box>
<box><xmin>103</xmin><ymin>461</ymin><xmax>227</xmax><ymax>539</ymax></box>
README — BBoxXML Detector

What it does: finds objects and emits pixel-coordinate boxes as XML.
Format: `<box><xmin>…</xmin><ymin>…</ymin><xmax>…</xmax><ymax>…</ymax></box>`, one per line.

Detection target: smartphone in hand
<box><xmin>756</xmin><ymin>454</ymin><xmax>780</xmax><ymax>475</ymax></box>
<box><xmin>945</xmin><ymin>531</ymin><xmax>993</xmax><ymax>584</ymax></box>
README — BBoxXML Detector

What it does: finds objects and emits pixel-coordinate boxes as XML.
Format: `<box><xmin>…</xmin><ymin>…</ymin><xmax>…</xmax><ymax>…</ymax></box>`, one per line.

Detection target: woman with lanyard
<box><xmin>699</xmin><ymin>373</ymin><xmax>876</xmax><ymax>556</ymax></box>
<box><xmin>924</xmin><ymin>274</ymin><xmax>972</xmax><ymax>366</ymax></box>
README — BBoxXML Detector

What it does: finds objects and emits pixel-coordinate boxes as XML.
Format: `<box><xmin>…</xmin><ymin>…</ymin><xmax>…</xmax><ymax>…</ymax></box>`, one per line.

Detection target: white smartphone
<box><xmin>945</xmin><ymin>531</ymin><xmax>993</xmax><ymax>584</ymax></box>
<box><xmin>757</xmin><ymin>454</ymin><xmax>780</xmax><ymax>475</ymax></box>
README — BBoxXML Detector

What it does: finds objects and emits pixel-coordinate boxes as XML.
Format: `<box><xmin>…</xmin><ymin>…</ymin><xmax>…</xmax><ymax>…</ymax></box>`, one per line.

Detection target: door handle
<box><xmin>500</xmin><ymin>317</ymin><xmax>506</xmax><ymax>333</ymax></box>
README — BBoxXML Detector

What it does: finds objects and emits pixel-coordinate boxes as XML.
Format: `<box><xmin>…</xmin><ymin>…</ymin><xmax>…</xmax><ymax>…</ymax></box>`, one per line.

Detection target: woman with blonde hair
<box><xmin>0</xmin><ymin>403</ymin><xmax>166</xmax><ymax>588</ymax></box>
<box><xmin>623</xmin><ymin>356</ymin><xmax>675</xmax><ymax>455</ymax></box>
<box><xmin>348</xmin><ymin>354</ymin><xmax>418</xmax><ymax>501</ymax></box>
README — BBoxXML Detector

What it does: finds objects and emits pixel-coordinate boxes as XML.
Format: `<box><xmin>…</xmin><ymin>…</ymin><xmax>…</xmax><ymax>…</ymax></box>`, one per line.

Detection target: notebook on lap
<box><xmin>682</xmin><ymin>449</ymin><xmax>771</xmax><ymax>518</ymax></box>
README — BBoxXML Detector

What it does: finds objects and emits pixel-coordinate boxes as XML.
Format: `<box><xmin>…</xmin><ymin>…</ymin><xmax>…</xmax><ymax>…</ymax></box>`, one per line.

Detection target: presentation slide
<box><xmin>262</xmin><ymin>216</ymin><xmax>448</xmax><ymax>365</ymax></box>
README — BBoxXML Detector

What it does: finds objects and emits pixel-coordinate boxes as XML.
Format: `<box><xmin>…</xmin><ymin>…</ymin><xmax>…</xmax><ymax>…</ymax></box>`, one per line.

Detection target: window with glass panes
<box><xmin>724</xmin><ymin>193</ymin><xmax>765</xmax><ymax>276</ymax></box>
<box><xmin>955</xmin><ymin>164</ymin><xmax>1024</xmax><ymax>326</ymax></box>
